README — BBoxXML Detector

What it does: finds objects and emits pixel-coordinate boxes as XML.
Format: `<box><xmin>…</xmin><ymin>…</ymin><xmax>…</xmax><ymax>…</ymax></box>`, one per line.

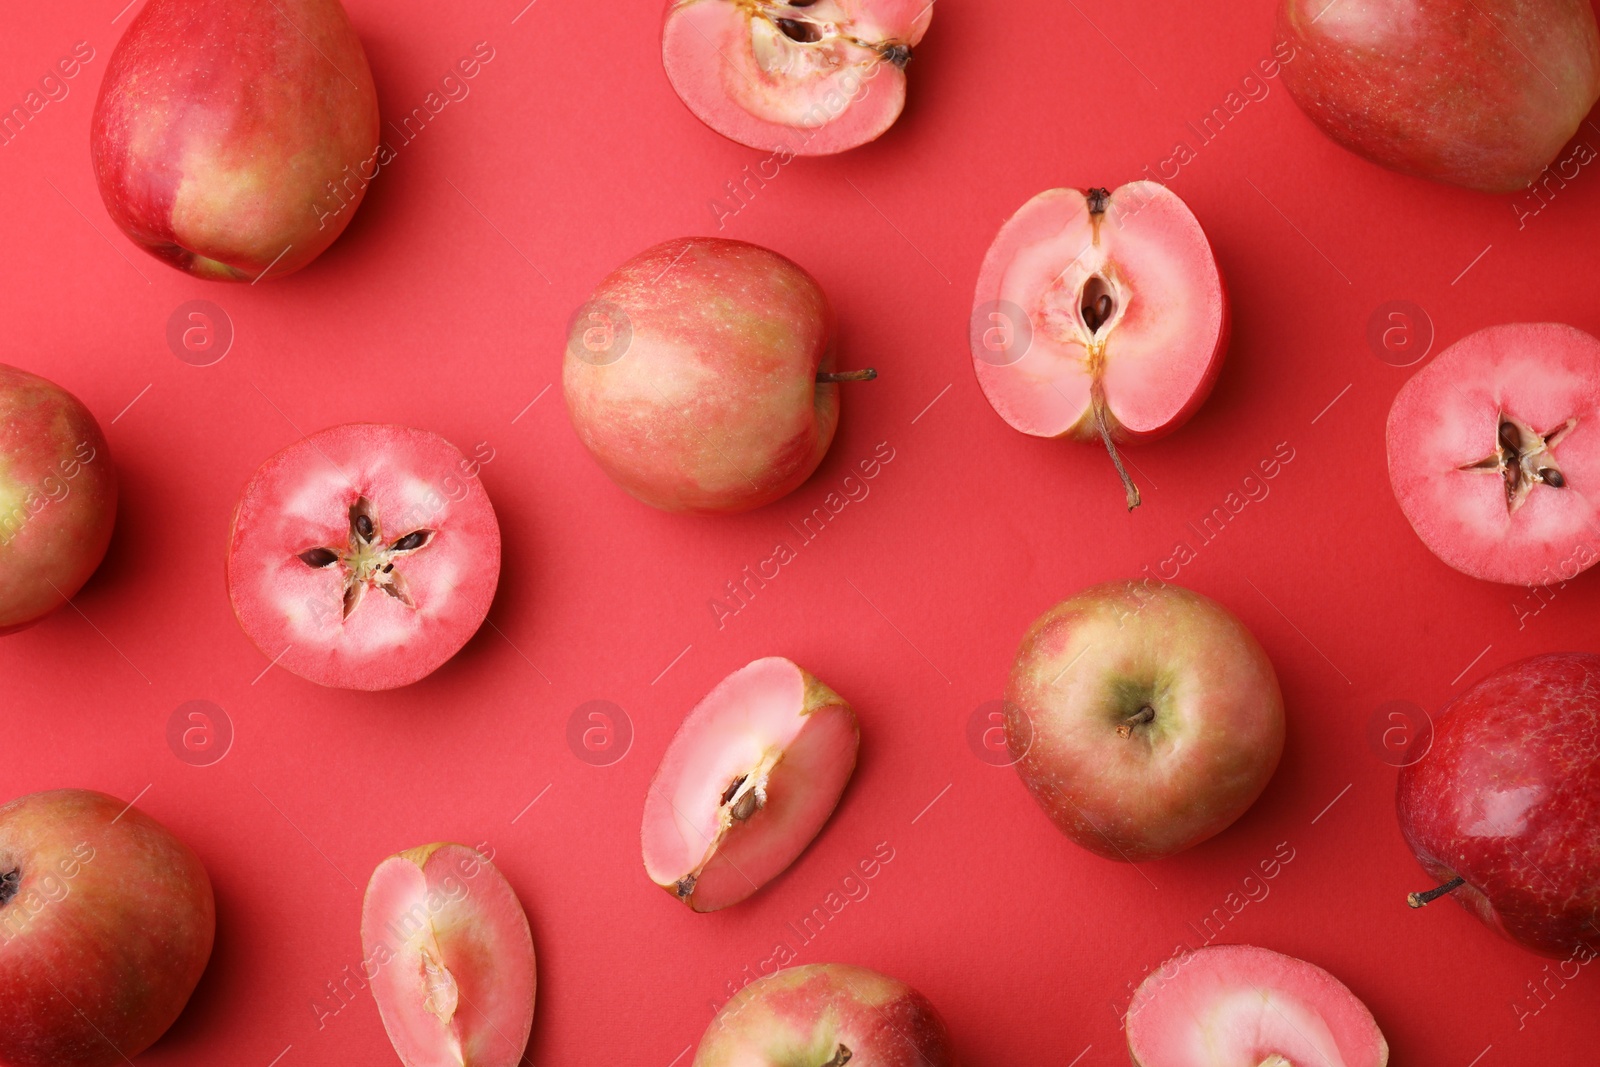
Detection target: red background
<box><xmin>3</xmin><ymin>0</ymin><xmax>1598</xmax><ymax>1063</ymax></box>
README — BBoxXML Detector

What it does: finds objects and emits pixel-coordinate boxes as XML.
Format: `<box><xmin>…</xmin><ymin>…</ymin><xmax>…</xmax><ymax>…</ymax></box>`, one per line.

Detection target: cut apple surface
<box><xmin>226</xmin><ymin>424</ymin><xmax>501</xmax><ymax>690</ymax></box>
<box><xmin>1126</xmin><ymin>945</ymin><xmax>1388</xmax><ymax>1067</ymax></box>
<box><xmin>662</xmin><ymin>0</ymin><xmax>932</xmax><ymax>155</ymax></box>
<box><xmin>361</xmin><ymin>844</ymin><xmax>536</xmax><ymax>1067</ymax></box>
<box><xmin>643</xmin><ymin>657</ymin><xmax>858</xmax><ymax>912</ymax></box>
<box><xmin>1386</xmin><ymin>323</ymin><xmax>1600</xmax><ymax>586</ymax></box>
<box><xmin>971</xmin><ymin>183</ymin><xmax>1228</xmax><ymax>508</ymax></box>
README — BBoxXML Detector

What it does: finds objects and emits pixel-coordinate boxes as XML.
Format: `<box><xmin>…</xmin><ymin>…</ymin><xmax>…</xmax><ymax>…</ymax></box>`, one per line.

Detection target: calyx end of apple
<box><xmin>0</xmin><ymin>864</ymin><xmax>19</xmax><ymax>907</ymax></box>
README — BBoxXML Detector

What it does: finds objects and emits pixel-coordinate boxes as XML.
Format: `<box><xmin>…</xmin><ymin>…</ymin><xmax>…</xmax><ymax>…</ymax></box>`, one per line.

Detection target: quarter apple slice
<box><xmin>226</xmin><ymin>424</ymin><xmax>501</xmax><ymax>690</ymax></box>
<box><xmin>361</xmin><ymin>844</ymin><xmax>536</xmax><ymax>1067</ymax></box>
<box><xmin>642</xmin><ymin>657</ymin><xmax>858</xmax><ymax>912</ymax></box>
<box><xmin>971</xmin><ymin>183</ymin><xmax>1228</xmax><ymax>509</ymax></box>
<box><xmin>662</xmin><ymin>0</ymin><xmax>933</xmax><ymax>155</ymax></box>
<box><xmin>1386</xmin><ymin>323</ymin><xmax>1600</xmax><ymax>586</ymax></box>
<box><xmin>1125</xmin><ymin>945</ymin><xmax>1388</xmax><ymax>1067</ymax></box>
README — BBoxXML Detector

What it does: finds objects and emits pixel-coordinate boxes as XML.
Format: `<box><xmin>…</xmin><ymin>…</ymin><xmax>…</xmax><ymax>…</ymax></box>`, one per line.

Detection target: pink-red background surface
<box><xmin>3</xmin><ymin>0</ymin><xmax>1598</xmax><ymax>1063</ymax></box>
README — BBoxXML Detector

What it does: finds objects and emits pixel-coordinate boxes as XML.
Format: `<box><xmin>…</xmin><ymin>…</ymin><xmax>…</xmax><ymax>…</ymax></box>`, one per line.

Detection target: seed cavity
<box><xmin>1542</xmin><ymin>468</ymin><xmax>1566</xmax><ymax>488</ymax></box>
<box><xmin>350</xmin><ymin>497</ymin><xmax>379</xmax><ymax>545</ymax></box>
<box><xmin>1081</xmin><ymin>275</ymin><xmax>1117</xmax><ymax>336</ymax></box>
<box><xmin>777</xmin><ymin>17</ymin><xmax>821</xmax><ymax>42</ymax></box>
<box><xmin>720</xmin><ymin>775</ymin><xmax>748</xmax><ymax>805</ymax></box>
<box><xmin>390</xmin><ymin>530</ymin><xmax>434</xmax><ymax>553</ymax></box>
<box><xmin>298</xmin><ymin>547</ymin><xmax>340</xmax><ymax>569</ymax></box>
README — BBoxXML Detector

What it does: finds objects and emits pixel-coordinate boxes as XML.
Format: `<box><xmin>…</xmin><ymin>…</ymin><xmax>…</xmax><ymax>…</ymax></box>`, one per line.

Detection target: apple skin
<box><xmin>0</xmin><ymin>365</ymin><xmax>117</xmax><ymax>635</ymax></box>
<box><xmin>1005</xmin><ymin>580</ymin><xmax>1285</xmax><ymax>862</ymax></box>
<box><xmin>1276</xmin><ymin>0</ymin><xmax>1600</xmax><ymax>193</ymax></box>
<box><xmin>1398</xmin><ymin>652</ymin><xmax>1600</xmax><ymax>957</ymax></box>
<box><xmin>91</xmin><ymin>0</ymin><xmax>379</xmax><ymax>281</ymax></box>
<box><xmin>694</xmin><ymin>963</ymin><xmax>955</xmax><ymax>1067</ymax></box>
<box><xmin>564</xmin><ymin>237</ymin><xmax>844</xmax><ymax>513</ymax></box>
<box><xmin>0</xmin><ymin>789</ymin><xmax>215</xmax><ymax>1067</ymax></box>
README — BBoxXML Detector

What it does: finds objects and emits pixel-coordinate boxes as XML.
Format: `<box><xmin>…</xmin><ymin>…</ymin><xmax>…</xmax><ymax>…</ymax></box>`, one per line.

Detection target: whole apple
<box><xmin>563</xmin><ymin>237</ymin><xmax>874</xmax><ymax>513</ymax></box>
<box><xmin>0</xmin><ymin>789</ymin><xmax>215</xmax><ymax>1067</ymax></box>
<box><xmin>694</xmin><ymin>963</ymin><xmax>954</xmax><ymax>1067</ymax></box>
<box><xmin>91</xmin><ymin>0</ymin><xmax>379</xmax><ymax>281</ymax></box>
<box><xmin>1398</xmin><ymin>652</ymin><xmax>1600</xmax><ymax>957</ymax></box>
<box><xmin>1277</xmin><ymin>0</ymin><xmax>1600</xmax><ymax>192</ymax></box>
<box><xmin>1005</xmin><ymin>579</ymin><xmax>1285</xmax><ymax>861</ymax></box>
<box><xmin>0</xmin><ymin>365</ymin><xmax>117</xmax><ymax>634</ymax></box>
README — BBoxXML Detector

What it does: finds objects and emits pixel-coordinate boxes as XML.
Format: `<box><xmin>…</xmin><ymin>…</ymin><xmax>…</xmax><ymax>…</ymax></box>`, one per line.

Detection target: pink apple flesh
<box><xmin>1125</xmin><ymin>944</ymin><xmax>1388</xmax><ymax>1067</ymax></box>
<box><xmin>0</xmin><ymin>790</ymin><xmax>215</xmax><ymax>1067</ymax></box>
<box><xmin>0</xmin><ymin>365</ymin><xmax>117</xmax><ymax>634</ymax></box>
<box><xmin>1386</xmin><ymin>323</ymin><xmax>1600</xmax><ymax>586</ymax></box>
<box><xmin>1278</xmin><ymin>0</ymin><xmax>1600</xmax><ymax>193</ymax></box>
<box><xmin>564</xmin><ymin>237</ymin><xmax>871</xmax><ymax>513</ymax></box>
<box><xmin>91</xmin><ymin>0</ymin><xmax>379</xmax><ymax>280</ymax></box>
<box><xmin>1398</xmin><ymin>652</ymin><xmax>1600</xmax><ymax>957</ymax></box>
<box><xmin>972</xmin><ymin>183</ymin><xmax>1228</xmax><ymax>509</ymax></box>
<box><xmin>694</xmin><ymin>963</ymin><xmax>955</xmax><ymax>1067</ymax></box>
<box><xmin>662</xmin><ymin>0</ymin><xmax>932</xmax><ymax>155</ymax></box>
<box><xmin>361</xmin><ymin>844</ymin><xmax>536</xmax><ymax>1067</ymax></box>
<box><xmin>643</xmin><ymin>657</ymin><xmax>858</xmax><ymax>912</ymax></box>
<box><xmin>1005</xmin><ymin>580</ymin><xmax>1284</xmax><ymax>862</ymax></box>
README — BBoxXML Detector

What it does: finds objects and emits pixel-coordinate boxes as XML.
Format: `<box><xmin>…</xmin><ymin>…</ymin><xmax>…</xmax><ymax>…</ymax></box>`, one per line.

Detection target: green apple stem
<box><xmin>820</xmin><ymin>1046</ymin><xmax>853</xmax><ymax>1067</ymax></box>
<box><xmin>817</xmin><ymin>369</ymin><xmax>878</xmax><ymax>384</ymax></box>
<box><xmin>1092</xmin><ymin>392</ymin><xmax>1141</xmax><ymax>511</ymax></box>
<box><xmin>1407</xmin><ymin>876</ymin><xmax>1465</xmax><ymax>908</ymax></box>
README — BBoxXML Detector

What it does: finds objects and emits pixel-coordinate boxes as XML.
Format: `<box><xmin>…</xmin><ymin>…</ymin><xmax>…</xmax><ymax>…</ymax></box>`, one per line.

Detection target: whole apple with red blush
<box><xmin>0</xmin><ymin>789</ymin><xmax>215</xmax><ymax>1067</ymax></box>
<box><xmin>1399</xmin><ymin>652</ymin><xmax>1600</xmax><ymax>957</ymax></box>
<box><xmin>0</xmin><ymin>365</ymin><xmax>116</xmax><ymax>634</ymax></box>
<box><xmin>1277</xmin><ymin>0</ymin><xmax>1600</xmax><ymax>192</ymax></box>
<box><xmin>91</xmin><ymin>0</ymin><xmax>379</xmax><ymax>280</ymax></box>
<box><xmin>564</xmin><ymin>237</ymin><xmax>875</xmax><ymax>513</ymax></box>
<box><xmin>971</xmin><ymin>183</ymin><xmax>1228</xmax><ymax>510</ymax></box>
<box><xmin>693</xmin><ymin>963</ymin><xmax>954</xmax><ymax>1067</ymax></box>
<box><xmin>1005</xmin><ymin>580</ymin><xmax>1284</xmax><ymax>861</ymax></box>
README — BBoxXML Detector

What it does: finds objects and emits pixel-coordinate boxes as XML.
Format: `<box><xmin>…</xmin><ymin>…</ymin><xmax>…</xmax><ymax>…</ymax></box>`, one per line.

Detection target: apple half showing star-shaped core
<box><xmin>227</xmin><ymin>424</ymin><xmax>501</xmax><ymax>691</ymax></box>
<box><xmin>1387</xmin><ymin>323</ymin><xmax>1600</xmax><ymax>586</ymax></box>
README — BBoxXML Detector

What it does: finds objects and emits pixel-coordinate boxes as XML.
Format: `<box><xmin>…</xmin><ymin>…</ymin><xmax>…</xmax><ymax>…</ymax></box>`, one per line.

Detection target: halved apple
<box><xmin>642</xmin><ymin>657</ymin><xmax>858</xmax><ymax>912</ymax></box>
<box><xmin>971</xmin><ymin>183</ymin><xmax>1229</xmax><ymax>509</ymax></box>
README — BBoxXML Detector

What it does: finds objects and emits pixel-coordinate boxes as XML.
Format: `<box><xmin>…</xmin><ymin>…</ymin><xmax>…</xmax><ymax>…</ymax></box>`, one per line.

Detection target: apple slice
<box><xmin>662</xmin><ymin>0</ymin><xmax>933</xmax><ymax>155</ymax></box>
<box><xmin>1386</xmin><ymin>323</ymin><xmax>1600</xmax><ymax>586</ymax></box>
<box><xmin>971</xmin><ymin>183</ymin><xmax>1228</xmax><ymax>509</ymax></box>
<box><xmin>642</xmin><ymin>657</ymin><xmax>858</xmax><ymax>912</ymax></box>
<box><xmin>1126</xmin><ymin>945</ymin><xmax>1388</xmax><ymax>1067</ymax></box>
<box><xmin>361</xmin><ymin>844</ymin><xmax>536</xmax><ymax>1067</ymax></box>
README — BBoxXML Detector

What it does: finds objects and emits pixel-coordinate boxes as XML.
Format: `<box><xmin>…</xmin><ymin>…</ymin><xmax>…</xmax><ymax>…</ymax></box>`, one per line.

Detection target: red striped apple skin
<box><xmin>0</xmin><ymin>790</ymin><xmax>214</xmax><ymax>1067</ymax></box>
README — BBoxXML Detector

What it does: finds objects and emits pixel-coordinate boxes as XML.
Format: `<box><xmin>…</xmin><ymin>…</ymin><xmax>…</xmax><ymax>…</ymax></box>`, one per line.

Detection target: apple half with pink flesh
<box><xmin>0</xmin><ymin>789</ymin><xmax>215</xmax><ymax>1067</ymax></box>
<box><xmin>1126</xmin><ymin>944</ymin><xmax>1388</xmax><ymax>1067</ymax></box>
<box><xmin>0</xmin><ymin>365</ymin><xmax>117</xmax><ymax>634</ymax></box>
<box><xmin>694</xmin><ymin>963</ymin><xmax>954</xmax><ymax>1067</ymax></box>
<box><xmin>92</xmin><ymin>0</ymin><xmax>379</xmax><ymax>280</ymax></box>
<box><xmin>972</xmin><ymin>183</ymin><xmax>1228</xmax><ymax>510</ymax></box>
<box><xmin>1005</xmin><ymin>580</ymin><xmax>1284</xmax><ymax>862</ymax></box>
<box><xmin>1399</xmin><ymin>652</ymin><xmax>1600</xmax><ymax>958</ymax></box>
<box><xmin>1387</xmin><ymin>323</ymin><xmax>1600</xmax><ymax>586</ymax></box>
<box><xmin>643</xmin><ymin>657</ymin><xmax>858</xmax><ymax>912</ymax></box>
<box><xmin>361</xmin><ymin>843</ymin><xmax>536</xmax><ymax>1067</ymax></box>
<box><xmin>1277</xmin><ymin>0</ymin><xmax>1600</xmax><ymax>193</ymax></box>
<box><xmin>662</xmin><ymin>0</ymin><xmax>933</xmax><ymax>155</ymax></box>
<box><xmin>564</xmin><ymin>237</ymin><xmax>875</xmax><ymax>513</ymax></box>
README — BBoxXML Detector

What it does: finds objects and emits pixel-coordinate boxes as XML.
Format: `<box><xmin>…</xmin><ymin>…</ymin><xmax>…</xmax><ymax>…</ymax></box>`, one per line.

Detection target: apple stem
<box><xmin>820</xmin><ymin>1045</ymin><xmax>853</xmax><ymax>1067</ymax></box>
<box><xmin>1407</xmin><ymin>875</ymin><xmax>1465</xmax><ymax>908</ymax></box>
<box><xmin>1092</xmin><ymin>395</ymin><xmax>1141</xmax><ymax>511</ymax></box>
<box><xmin>816</xmin><ymin>369</ymin><xmax>878</xmax><ymax>384</ymax></box>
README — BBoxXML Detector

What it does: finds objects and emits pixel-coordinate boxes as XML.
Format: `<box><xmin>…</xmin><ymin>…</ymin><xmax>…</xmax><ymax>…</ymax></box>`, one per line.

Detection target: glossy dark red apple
<box><xmin>0</xmin><ymin>365</ymin><xmax>116</xmax><ymax>634</ymax></box>
<box><xmin>642</xmin><ymin>657</ymin><xmax>858</xmax><ymax>911</ymax></box>
<box><xmin>693</xmin><ymin>963</ymin><xmax>954</xmax><ymax>1066</ymax></box>
<box><xmin>662</xmin><ymin>0</ymin><xmax>933</xmax><ymax>155</ymax></box>
<box><xmin>564</xmin><ymin>237</ymin><xmax>875</xmax><ymax>513</ymax></box>
<box><xmin>1277</xmin><ymin>0</ymin><xmax>1600</xmax><ymax>192</ymax></box>
<box><xmin>971</xmin><ymin>183</ymin><xmax>1228</xmax><ymax>509</ymax></box>
<box><xmin>1005</xmin><ymin>580</ymin><xmax>1284</xmax><ymax>861</ymax></box>
<box><xmin>1399</xmin><ymin>652</ymin><xmax>1600</xmax><ymax>957</ymax></box>
<box><xmin>92</xmin><ymin>0</ymin><xmax>379</xmax><ymax>280</ymax></box>
<box><xmin>1126</xmin><ymin>944</ymin><xmax>1388</xmax><ymax>1067</ymax></box>
<box><xmin>1387</xmin><ymin>323</ymin><xmax>1600</xmax><ymax>586</ymax></box>
<box><xmin>0</xmin><ymin>789</ymin><xmax>215</xmax><ymax>1067</ymax></box>
<box><xmin>227</xmin><ymin>424</ymin><xmax>502</xmax><ymax>690</ymax></box>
